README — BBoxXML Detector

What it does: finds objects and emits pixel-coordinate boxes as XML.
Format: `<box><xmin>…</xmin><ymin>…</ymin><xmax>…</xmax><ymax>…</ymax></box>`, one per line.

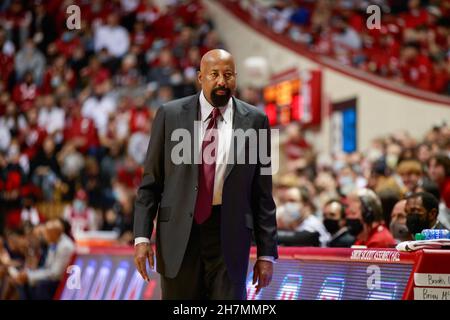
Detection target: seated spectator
<box><xmin>11</xmin><ymin>219</ymin><xmax>75</xmax><ymax>300</ymax></box>
<box><xmin>29</xmin><ymin>136</ymin><xmax>63</xmax><ymax>202</ymax></box>
<box><xmin>277</xmin><ymin>186</ymin><xmax>330</xmax><ymax>247</ymax></box>
<box><xmin>94</xmin><ymin>12</ymin><xmax>130</xmax><ymax>59</ymax></box>
<box><xmin>346</xmin><ymin>188</ymin><xmax>396</xmax><ymax>248</ymax></box>
<box><xmin>405</xmin><ymin>191</ymin><xmax>448</xmax><ymax>237</ymax></box>
<box><xmin>62</xmin><ymin>189</ymin><xmax>98</xmax><ymax>239</ymax></box>
<box><xmin>389</xmin><ymin>199</ymin><xmax>410</xmax><ymax>243</ymax></box>
<box><xmin>396</xmin><ymin>159</ymin><xmax>423</xmax><ymax>194</ymax></box>
<box><xmin>323</xmin><ymin>199</ymin><xmax>355</xmax><ymax>247</ymax></box>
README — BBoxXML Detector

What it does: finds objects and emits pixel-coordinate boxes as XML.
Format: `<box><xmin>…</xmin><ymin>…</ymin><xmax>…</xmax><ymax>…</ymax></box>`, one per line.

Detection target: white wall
<box><xmin>203</xmin><ymin>0</ymin><xmax>450</xmax><ymax>153</ymax></box>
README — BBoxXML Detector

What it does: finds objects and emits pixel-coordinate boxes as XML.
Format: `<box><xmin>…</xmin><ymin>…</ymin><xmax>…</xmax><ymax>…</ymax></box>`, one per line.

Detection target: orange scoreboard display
<box><xmin>263</xmin><ymin>69</ymin><xmax>322</xmax><ymax>127</ymax></box>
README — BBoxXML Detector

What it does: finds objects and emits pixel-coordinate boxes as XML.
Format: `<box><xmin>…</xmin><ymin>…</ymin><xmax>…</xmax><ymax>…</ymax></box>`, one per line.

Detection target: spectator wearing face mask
<box><xmin>62</xmin><ymin>189</ymin><xmax>98</xmax><ymax>239</ymax></box>
<box><xmin>346</xmin><ymin>188</ymin><xmax>396</xmax><ymax>248</ymax></box>
<box><xmin>277</xmin><ymin>187</ymin><xmax>330</xmax><ymax>247</ymax></box>
<box><xmin>323</xmin><ymin>199</ymin><xmax>355</xmax><ymax>247</ymax></box>
<box><xmin>389</xmin><ymin>199</ymin><xmax>410</xmax><ymax>243</ymax></box>
<box><xmin>405</xmin><ymin>192</ymin><xmax>448</xmax><ymax>237</ymax></box>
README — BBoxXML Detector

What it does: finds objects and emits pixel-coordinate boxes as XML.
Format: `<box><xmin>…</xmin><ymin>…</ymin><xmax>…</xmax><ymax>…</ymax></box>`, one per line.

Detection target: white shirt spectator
<box><xmin>332</xmin><ymin>27</ymin><xmax>362</xmax><ymax>51</ymax></box>
<box><xmin>294</xmin><ymin>214</ymin><xmax>331</xmax><ymax>247</ymax></box>
<box><xmin>0</xmin><ymin>124</ymin><xmax>11</xmax><ymax>152</ymax></box>
<box><xmin>94</xmin><ymin>24</ymin><xmax>130</xmax><ymax>57</ymax></box>
<box><xmin>26</xmin><ymin>234</ymin><xmax>75</xmax><ymax>286</ymax></box>
<box><xmin>38</xmin><ymin>106</ymin><xmax>65</xmax><ymax>135</ymax></box>
<box><xmin>82</xmin><ymin>95</ymin><xmax>117</xmax><ymax>136</ymax></box>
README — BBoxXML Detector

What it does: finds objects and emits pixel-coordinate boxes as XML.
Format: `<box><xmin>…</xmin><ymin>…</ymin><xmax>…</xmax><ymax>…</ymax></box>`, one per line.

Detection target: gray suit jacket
<box><xmin>133</xmin><ymin>92</ymin><xmax>278</xmax><ymax>283</ymax></box>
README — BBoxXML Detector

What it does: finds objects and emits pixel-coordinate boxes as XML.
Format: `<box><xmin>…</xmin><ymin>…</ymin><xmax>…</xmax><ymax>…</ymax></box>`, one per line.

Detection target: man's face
<box><xmin>198</xmin><ymin>54</ymin><xmax>236</xmax><ymax>107</ymax></box>
<box><xmin>391</xmin><ymin>200</ymin><xmax>407</xmax><ymax>225</ymax></box>
<box><xmin>345</xmin><ymin>194</ymin><xmax>362</xmax><ymax>220</ymax></box>
<box><xmin>400</xmin><ymin>170</ymin><xmax>421</xmax><ymax>192</ymax></box>
<box><xmin>405</xmin><ymin>196</ymin><xmax>435</xmax><ymax>235</ymax></box>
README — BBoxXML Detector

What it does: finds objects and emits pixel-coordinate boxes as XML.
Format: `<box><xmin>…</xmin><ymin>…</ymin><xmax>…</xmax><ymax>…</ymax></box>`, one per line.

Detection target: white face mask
<box><xmin>281</xmin><ymin>202</ymin><xmax>302</xmax><ymax>224</ymax></box>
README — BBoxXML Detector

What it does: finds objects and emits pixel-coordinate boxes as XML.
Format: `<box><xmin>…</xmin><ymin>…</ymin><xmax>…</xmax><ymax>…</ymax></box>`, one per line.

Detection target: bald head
<box><xmin>200</xmin><ymin>49</ymin><xmax>235</xmax><ymax>72</ymax></box>
<box><xmin>198</xmin><ymin>49</ymin><xmax>237</xmax><ymax>107</ymax></box>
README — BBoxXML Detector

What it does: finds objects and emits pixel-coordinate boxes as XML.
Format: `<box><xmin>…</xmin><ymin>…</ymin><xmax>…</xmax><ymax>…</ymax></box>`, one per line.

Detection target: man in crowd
<box><xmin>322</xmin><ymin>199</ymin><xmax>355</xmax><ymax>247</ymax></box>
<box><xmin>405</xmin><ymin>191</ymin><xmax>448</xmax><ymax>237</ymax></box>
<box><xmin>389</xmin><ymin>199</ymin><xmax>410</xmax><ymax>243</ymax></box>
<box><xmin>11</xmin><ymin>219</ymin><xmax>75</xmax><ymax>299</ymax></box>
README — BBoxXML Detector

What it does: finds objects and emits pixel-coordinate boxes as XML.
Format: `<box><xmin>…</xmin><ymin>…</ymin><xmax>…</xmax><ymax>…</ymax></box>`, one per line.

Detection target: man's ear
<box><xmin>197</xmin><ymin>71</ymin><xmax>202</xmax><ymax>85</ymax></box>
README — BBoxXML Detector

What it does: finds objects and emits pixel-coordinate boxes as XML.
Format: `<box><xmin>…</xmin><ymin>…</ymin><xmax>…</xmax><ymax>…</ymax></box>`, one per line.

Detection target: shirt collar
<box><xmin>199</xmin><ymin>90</ymin><xmax>232</xmax><ymax>124</ymax></box>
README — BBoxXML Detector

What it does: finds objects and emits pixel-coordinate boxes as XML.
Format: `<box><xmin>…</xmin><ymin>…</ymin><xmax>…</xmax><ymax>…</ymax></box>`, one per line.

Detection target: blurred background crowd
<box><xmin>0</xmin><ymin>0</ymin><xmax>449</xmax><ymax>300</ymax></box>
<box><xmin>240</xmin><ymin>0</ymin><xmax>450</xmax><ymax>94</ymax></box>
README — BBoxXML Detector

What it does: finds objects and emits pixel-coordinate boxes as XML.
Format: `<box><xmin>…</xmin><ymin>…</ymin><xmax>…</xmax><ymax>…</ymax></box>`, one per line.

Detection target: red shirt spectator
<box><xmin>41</xmin><ymin>55</ymin><xmax>77</xmax><ymax>94</ymax></box>
<box><xmin>354</xmin><ymin>223</ymin><xmax>397</xmax><ymax>248</ymax></box>
<box><xmin>19</xmin><ymin>123</ymin><xmax>47</xmax><ymax>160</ymax></box>
<box><xmin>440</xmin><ymin>177</ymin><xmax>450</xmax><ymax>209</ymax></box>
<box><xmin>129</xmin><ymin>107</ymin><xmax>152</xmax><ymax>134</ymax></box>
<box><xmin>12</xmin><ymin>72</ymin><xmax>40</xmax><ymax>108</ymax></box>
<box><xmin>64</xmin><ymin>110</ymin><xmax>100</xmax><ymax>154</ymax></box>
<box><xmin>54</xmin><ymin>33</ymin><xmax>82</xmax><ymax>59</ymax></box>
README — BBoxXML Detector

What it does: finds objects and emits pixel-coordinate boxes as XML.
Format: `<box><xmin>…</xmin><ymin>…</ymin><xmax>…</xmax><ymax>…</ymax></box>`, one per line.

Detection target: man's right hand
<box><xmin>134</xmin><ymin>243</ymin><xmax>154</xmax><ymax>282</ymax></box>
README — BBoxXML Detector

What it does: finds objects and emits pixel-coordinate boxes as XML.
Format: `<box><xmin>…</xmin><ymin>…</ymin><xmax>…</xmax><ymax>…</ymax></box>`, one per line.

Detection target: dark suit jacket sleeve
<box><xmin>251</xmin><ymin>115</ymin><xmax>278</xmax><ymax>259</ymax></box>
<box><xmin>133</xmin><ymin>106</ymin><xmax>165</xmax><ymax>239</ymax></box>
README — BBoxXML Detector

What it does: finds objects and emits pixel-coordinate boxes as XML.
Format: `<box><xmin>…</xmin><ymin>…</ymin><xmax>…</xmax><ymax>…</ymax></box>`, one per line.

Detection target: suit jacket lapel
<box><xmin>224</xmin><ymin>97</ymin><xmax>250</xmax><ymax>183</ymax></box>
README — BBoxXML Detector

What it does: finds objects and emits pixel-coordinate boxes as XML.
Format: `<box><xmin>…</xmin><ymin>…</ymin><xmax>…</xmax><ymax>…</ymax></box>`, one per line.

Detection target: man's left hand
<box><xmin>252</xmin><ymin>260</ymin><xmax>273</xmax><ymax>295</ymax></box>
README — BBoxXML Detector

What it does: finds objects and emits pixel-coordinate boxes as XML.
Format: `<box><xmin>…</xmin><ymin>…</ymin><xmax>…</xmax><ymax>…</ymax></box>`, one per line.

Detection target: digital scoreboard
<box><xmin>263</xmin><ymin>69</ymin><xmax>321</xmax><ymax>127</ymax></box>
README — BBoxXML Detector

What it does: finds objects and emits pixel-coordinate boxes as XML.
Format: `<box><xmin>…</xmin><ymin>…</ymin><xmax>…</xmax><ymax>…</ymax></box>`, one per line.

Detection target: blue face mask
<box><xmin>282</xmin><ymin>202</ymin><xmax>301</xmax><ymax>224</ymax></box>
<box><xmin>62</xmin><ymin>32</ymin><xmax>74</xmax><ymax>42</ymax></box>
<box><xmin>74</xmin><ymin>199</ymin><xmax>86</xmax><ymax>212</ymax></box>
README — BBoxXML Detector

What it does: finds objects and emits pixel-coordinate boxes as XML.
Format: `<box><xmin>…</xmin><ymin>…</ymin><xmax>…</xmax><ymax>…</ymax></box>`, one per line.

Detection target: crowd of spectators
<box><xmin>237</xmin><ymin>0</ymin><xmax>450</xmax><ymax>95</ymax></box>
<box><xmin>0</xmin><ymin>0</ymin><xmax>225</xmax><ymax>300</ymax></box>
<box><xmin>0</xmin><ymin>0</ymin><xmax>223</xmax><ymax>238</ymax></box>
<box><xmin>274</xmin><ymin>121</ymin><xmax>450</xmax><ymax>249</ymax></box>
<box><xmin>1</xmin><ymin>0</ymin><xmax>450</xmax><ymax>300</ymax></box>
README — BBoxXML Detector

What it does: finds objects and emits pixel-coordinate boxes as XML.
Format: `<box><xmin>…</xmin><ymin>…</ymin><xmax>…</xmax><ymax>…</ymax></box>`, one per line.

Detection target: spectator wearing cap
<box><xmin>323</xmin><ymin>199</ymin><xmax>355</xmax><ymax>247</ymax></box>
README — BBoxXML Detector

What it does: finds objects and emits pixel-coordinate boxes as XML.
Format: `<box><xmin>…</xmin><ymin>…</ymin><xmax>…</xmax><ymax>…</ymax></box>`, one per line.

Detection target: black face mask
<box><xmin>406</xmin><ymin>213</ymin><xmax>429</xmax><ymax>236</ymax></box>
<box><xmin>346</xmin><ymin>218</ymin><xmax>363</xmax><ymax>236</ymax></box>
<box><xmin>324</xmin><ymin>219</ymin><xmax>340</xmax><ymax>234</ymax></box>
<box><xmin>211</xmin><ymin>87</ymin><xmax>231</xmax><ymax>107</ymax></box>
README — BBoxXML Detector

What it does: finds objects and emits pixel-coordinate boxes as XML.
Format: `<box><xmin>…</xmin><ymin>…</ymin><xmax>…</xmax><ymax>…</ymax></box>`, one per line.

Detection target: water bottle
<box><xmin>415</xmin><ymin>229</ymin><xmax>450</xmax><ymax>240</ymax></box>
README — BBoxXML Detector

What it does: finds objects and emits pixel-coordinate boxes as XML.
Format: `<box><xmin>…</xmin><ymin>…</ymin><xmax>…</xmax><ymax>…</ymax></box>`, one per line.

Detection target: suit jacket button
<box><xmin>194</xmin><ymin>186</ymin><xmax>198</xmax><ymax>191</ymax></box>
<box><xmin>189</xmin><ymin>212</ymin><xmax>193</xmax><ymax>217</ymax></box>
